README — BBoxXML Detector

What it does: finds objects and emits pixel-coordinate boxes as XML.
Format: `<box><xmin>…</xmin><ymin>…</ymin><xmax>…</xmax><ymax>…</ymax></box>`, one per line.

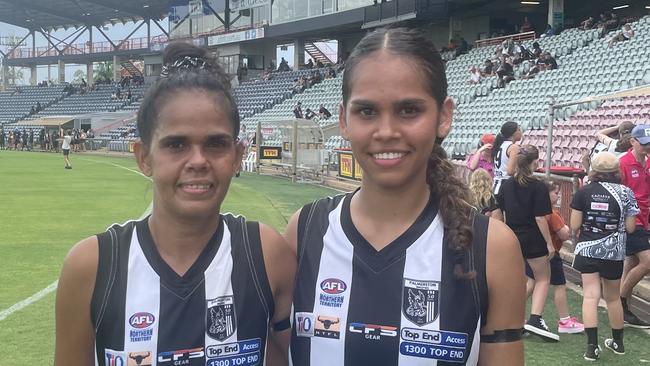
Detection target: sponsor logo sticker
<box><xmin>157</xmin><ymin>347</ymin><xmax>204</xmax><ymax>366</ymax></box>
<box><xmin>129</xmin><ymin>312</ymin><xmax>155</xmax><ymax>329</ymax></box>
<box><xmin>205</xmin><ymin>338</ymin><xmax>262</xmax><ymax>366</ymax></box>
<box><xmin>295</xmin><ymin>312</ymin><xmax>315</xmax><ymax>338</ymax></box>
<box><xmin>315</xmin><ymin>315</ymin><xmax>341</xmax><ymax>339</ymax></box>
<box><xmin>400</xmin><ymin>328</ymin><xmax>469</xmax><ymax>362</ymax></box>
<box><xmin>105</xmin><ymin>349</ymin><xmax>125</xmax><ymax>366</ymax></box>
<box><xmin>591</xmin><ymin>202</ymin><xmax>609</xmax><ymax>211</ymax></box>
<box><xmin>319</xmin><ymin>278</ymin><xmax>347</xmax><ymax>308</ymax></box>
<box><xmin>402</xmin><ymin>278</ymin><xmax>440</xmax><ymax>326</ymax></box>
<box><xmin>348</xmin><ymin>322</ymin><xmax>398</xmax><ymax>341</ymax></box>
<box><xmin>127</xmin><ymin>351</ymin><xmax>152</xmax><ymax>366</ymax></box>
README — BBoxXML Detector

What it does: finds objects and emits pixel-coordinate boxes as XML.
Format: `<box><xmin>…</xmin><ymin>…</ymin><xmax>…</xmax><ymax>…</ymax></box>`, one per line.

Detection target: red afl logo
<box><xmin>129</xmin><ymin>312</ymin><xmax>155</xmax><ymax>329</ymax></box>
<box><xmin>320</xmin><ymin>278</ymin><xmax>347</xmax><ymax>294</ymax></box>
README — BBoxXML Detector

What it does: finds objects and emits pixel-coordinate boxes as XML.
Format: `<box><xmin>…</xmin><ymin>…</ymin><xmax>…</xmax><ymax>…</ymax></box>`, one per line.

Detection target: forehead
<box><xmin>155</xmin><ymin>89</ymin><xmax>233</xmax><ymax>135</ymax></box>
<box><xmin>348</xmin><ymin>52</ymin><xmax>436</xmax><ymax>102</ymax></box>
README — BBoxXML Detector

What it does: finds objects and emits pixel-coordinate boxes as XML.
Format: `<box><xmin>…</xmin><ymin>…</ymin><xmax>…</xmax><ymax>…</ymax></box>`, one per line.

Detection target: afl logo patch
<box><xmin>320</xmin><ymin>278</ymin><xmax>347</xmax><ymax>294</ymax></box>
<box><xmin>129</xmin><ymin>312</ymin><xmax>155</xmax><ymax>329</ymax></box>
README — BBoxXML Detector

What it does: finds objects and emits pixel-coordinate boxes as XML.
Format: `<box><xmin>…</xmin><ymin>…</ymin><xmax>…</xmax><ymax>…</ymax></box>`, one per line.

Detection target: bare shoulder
<box><xmin>283</xmin><ymin>208</ymin><xmax>303</xmax><ymax>256</ymax></box>
<box><xmin>60</xmin><ymin>235</ymin><xmax>99</xmax><ymax>285</ymax></box>
<box><xmin>486</xmin><ymin>218</ymin><xmax>521</xmax><ymax>264</ymax></box>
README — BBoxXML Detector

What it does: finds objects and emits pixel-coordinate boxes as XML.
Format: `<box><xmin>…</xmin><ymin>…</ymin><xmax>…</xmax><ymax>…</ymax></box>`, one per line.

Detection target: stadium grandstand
<box><xmin>2</xmin><ymin>0</ymin><xmax>650</xmax><ymax>364</ymax></box>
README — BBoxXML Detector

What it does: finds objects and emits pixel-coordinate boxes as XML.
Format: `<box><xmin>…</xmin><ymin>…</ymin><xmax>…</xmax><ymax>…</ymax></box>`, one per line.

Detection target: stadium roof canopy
<box><xmin>0</xmin><ymin>0</ymin><xmax>169</xmax><ymax>31</ymax></box>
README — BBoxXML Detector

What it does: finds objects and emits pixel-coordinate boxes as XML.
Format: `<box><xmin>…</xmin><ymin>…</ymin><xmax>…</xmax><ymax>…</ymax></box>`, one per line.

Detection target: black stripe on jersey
<box><xmin>291</xmin><ymin>195</ymin><xmax>344</xmax><ymax>365</ymax></box>
<box><xmin>92</xmin><ymin>222</ymin><xmax>135</xmax><ymax>366</ymax></box>
<box><xmin>437</xmin><ymin>212</ymin><xmax>489</xmax><ymax>365</ymax></box>
<box><xmin>135</xmin><ymin>218</ymin><xmax>224</xmax><ymax>360</ymax></box>
<box><xmin>229</xmin><ymin>217</ymin><xmax>274</xmax><ymax>348</ymax></box>
<box><xmin>340</xmin><ymin>193</ymin><xmax>438</xmax><ymax>272</ymax></box>
<box><xmin>341</xmin><ymin>192</ymin><xmax>437</xmax><ymax>365</ymax></box>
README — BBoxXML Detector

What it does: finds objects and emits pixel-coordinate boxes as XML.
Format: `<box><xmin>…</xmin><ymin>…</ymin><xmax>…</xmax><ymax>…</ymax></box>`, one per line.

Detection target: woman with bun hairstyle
<box><xmin>55</xmin><ymin>42</ymin><xmax>295</xmax><ymax>366</ymax></box>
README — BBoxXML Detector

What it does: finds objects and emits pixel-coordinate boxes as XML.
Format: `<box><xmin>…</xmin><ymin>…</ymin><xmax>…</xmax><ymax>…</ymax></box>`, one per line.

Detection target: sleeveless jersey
<box><xmin>493</xmin><ymin>140</ymin><xmax>513</xmax><ymax>194</ymax></box>
<box><xmin>91</xmin><ymin>215</ymin><xmax>274</xmax><ymax>366</ymax></box>
<box><xmin>291</xmin><ymin>193</ymin><xmax>489</xmax><ymax>366</ymax></box>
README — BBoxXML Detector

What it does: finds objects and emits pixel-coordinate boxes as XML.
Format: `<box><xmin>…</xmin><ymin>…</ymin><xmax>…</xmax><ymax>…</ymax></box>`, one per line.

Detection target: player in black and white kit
<box><xmin>285</xmin><ymin>27</ymin><xmax>525</xmax><ymax>366</ymax></box>
<box><xmin>491</xmin><ymin>121</ymin><xmax>522</xmax><ymax>194</ymax></box>
<box><xmin>54</xmin><ymin>43</ymin><xmax>295</xmax><ymax>366</ymax></box>
<box><xmin>570</xmin><ymin>152</ymin><xmax>639</xmax><ymax>360</ymax></box>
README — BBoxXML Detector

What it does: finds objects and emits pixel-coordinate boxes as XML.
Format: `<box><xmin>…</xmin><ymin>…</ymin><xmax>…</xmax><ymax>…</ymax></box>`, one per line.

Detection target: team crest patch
<box><xmin>207</xmin><ymin>296</ymin><xmax>237</xmax><ymax>341</ymax></box>
<box><xmin>402</xmin><ymin>278</ymin><xmax>440</xmax><ymax>326</ymax></box>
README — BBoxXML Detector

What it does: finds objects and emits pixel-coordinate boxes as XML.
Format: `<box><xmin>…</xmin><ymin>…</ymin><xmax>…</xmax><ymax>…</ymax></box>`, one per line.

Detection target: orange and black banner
<box><xmin>260</xmin><ymin>146</ymin><xmax>282</xmax><ymax>159</ymax></box>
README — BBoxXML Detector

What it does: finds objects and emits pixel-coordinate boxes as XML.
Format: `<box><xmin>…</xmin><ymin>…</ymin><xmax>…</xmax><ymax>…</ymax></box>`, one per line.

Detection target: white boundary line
<box><xmin>0</xmin><ymin>159</ymin><xmax>151</xmax><ymax>322</ymax></box>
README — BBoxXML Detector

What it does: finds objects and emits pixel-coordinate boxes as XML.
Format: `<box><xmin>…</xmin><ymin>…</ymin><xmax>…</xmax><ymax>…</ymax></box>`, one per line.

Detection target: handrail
<box><xmin>475</xmin><ymin>31</ymin><xmax>536</xmax><ymax>48</ymax></box>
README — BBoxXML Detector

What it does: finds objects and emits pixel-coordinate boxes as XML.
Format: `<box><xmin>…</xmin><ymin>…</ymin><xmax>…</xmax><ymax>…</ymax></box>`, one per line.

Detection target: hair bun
<box><xmin>161</xmin><ymin>41</ymin><xmax>230</xmax><ymax>89</ymax></box>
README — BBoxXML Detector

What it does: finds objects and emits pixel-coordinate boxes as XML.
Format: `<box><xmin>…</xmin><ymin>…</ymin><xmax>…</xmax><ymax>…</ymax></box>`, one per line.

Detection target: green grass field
<box><xmin>0</xmin><ymin>151</ymin><xmax>648</xmax><ymax>365</ymax></box>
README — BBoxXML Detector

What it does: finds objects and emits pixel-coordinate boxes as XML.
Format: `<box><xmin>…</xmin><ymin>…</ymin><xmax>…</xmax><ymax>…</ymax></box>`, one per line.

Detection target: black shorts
<box><xmin>572</xmin><ymin>255</ymin><xmax>624</xmax><ymax>280</ymax></box>
<box><xmin>525</xmin><ymin>253</ymin><xmax>566</xmax><ymax>285</ymax></box>
<box><xmin>515</xmin><ymin>231</ymin><xmax>548</xmax><ymax>259</ymax></box>
<box><xmin>626</xmin><ymin>227</ymin><xmax>650</xmax><ymax>256</ymax></box>
<box><xmin>62</xmin><ymin>149</ymin><xmax>70</xmax><ymax>156</ymax></box>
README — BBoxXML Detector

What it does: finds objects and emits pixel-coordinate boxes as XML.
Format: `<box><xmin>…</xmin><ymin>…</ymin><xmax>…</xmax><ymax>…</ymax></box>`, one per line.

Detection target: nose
<box><xmin>372</xmin><ymin>115</ymin><xmax>400</xmax><ymax>141</ymax></box>
<box><xmin>186</xmin><ymin>145</ymin><xmax>208</xmax><ymax>170</ymax></box>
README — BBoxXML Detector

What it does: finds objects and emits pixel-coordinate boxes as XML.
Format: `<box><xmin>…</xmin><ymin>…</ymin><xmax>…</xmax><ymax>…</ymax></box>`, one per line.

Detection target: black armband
<box><xmin>272</xmin><ymin>317</ymin><xmax>291</xmax><ymax>332</ymax></box>
<box><xmin>481</xmin><ymin>328</ymin><xmax>523</xmax><ymax>343</ymax></box>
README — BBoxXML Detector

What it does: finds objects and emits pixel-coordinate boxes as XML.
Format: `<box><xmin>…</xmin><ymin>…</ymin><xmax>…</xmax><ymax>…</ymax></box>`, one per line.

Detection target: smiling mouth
<box><xmin>372</xmin><ymin>152</ymin><xmax>406</xmax><ymax>160</ymax></box>
<box><xmin>179</xmin><ymin>183</ymin><xmax>214</xmax><ymax>193</ymax></box>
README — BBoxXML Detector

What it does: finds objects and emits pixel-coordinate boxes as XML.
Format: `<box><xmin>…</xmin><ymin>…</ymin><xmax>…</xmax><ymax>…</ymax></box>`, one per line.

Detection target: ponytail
<box><xmin>491</xmin><ymin>133</ymin><xmax>506</xmax><ymax>161</ymax></box>
<box><xmin>427</xmin><ymin>142</ymin><xmax>475</xmax><ymax>280</ymax></box>
<box><xmin>513</xmin><ymin>144</ymin><xmax>539</xmax><ymax>187</ymax></box>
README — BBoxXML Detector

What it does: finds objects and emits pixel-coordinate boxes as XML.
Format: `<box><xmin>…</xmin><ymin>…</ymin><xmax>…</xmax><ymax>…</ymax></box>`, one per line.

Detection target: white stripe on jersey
<box><xmin>398</xmin><ymin>213</ymin><xmax>444</xmax><ymax>366</ymax></box>
<box><xmin>204</xmin><ymin>221</ymin><xmax>237</xmax><ymax>348</ymax></box>
<box><xmin>465</xmin><ymin>319</ymin><xmax>481</xmax><ymax>366</ymax></box>
<box><xmin>310</xmin><ymin>199</ymin><xmax>354</xmax><ymax>366</ymax></box>
<box><xmin>123</xmin><ymin>226</ymin><xmax>160</xmax><ymax>364</ymax></box>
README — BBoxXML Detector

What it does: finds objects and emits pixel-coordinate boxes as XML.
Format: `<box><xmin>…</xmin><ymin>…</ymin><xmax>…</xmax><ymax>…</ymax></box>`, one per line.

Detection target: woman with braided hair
<box><xmin>55</xmin><ymin>42</ymin><xmax>295</xmax><ymax>366</ymax></box>
<box><xmin>286</xmin><ymin>27</ymin><xmax>525</xmax><ymax>366</ymax></box>
<box><xmin>494</xmin><ymin>145</ymin><xmax>559</xmax><ymax>342</ymax></box>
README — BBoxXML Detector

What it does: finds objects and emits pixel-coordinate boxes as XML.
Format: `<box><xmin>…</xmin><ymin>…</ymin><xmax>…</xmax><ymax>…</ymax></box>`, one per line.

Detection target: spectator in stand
<box><xmin>521</xmin><ymin>16</ymin><xmax>533</xmax><ymax>33</ymax></box>
<box><xmin>496</xmin><ymin>56</ymin><xmax>514</xmax><ymax>87</ymax></box>
<box><xmin>501</xmin><ymin>38</ymin><xmax>514</xmax><ymax>56</ymax></box>
<box><xmin>36</xmin><ymin>101</ymin><xmax>42</xmax><ymax>113</ymax></box>
<box><xmin>457</xmin><ymin>37</ymin><xmax>469</xmax><ymax>55</ymax></box>
<box><xmin>309</xmin><ymin>70</ymin><xmax>322</xmax><ymax>85</ymax></box>
<box><xmin>304</xmin><ymin>108</ymin><xmax>316</xmax><ymax>120</ymax></box>
<box><xmin>305</xmin><ymin>59</ymin><xmax>314</xmax><ymax>69</ymax></box>
<box><xmin>445</xmin><ymin>38</ymin><xmax>456</xmax><ymax>52</ymax></box>
<box><xmin>481</xmin><ymin>59</ymin><xmax>495</xmax><ymax>76</ymax></box>
<box><xmin>315</xmin><ymin>59</ymin><xmax>324</xmax><ymax>68</ymax></box>
<box><xmin>541</xmin><ymin>24</ymin><xmax>555</xmax><ymax>38</ymax></box>
<box><xmin>318</xmin><ymin>104</ymin><xmax>331</xmax><ymax>119</ymax></box>
<box><xmin>293</xmin><ymin>102</ymin><xmax>304</xmax><ymax>119</ymax></box>
<box><xmin>326</xmin><ymin>66</ymin><xmax>336</xmax><ymax>79</ymax></box>
<box><xmin>469</xmin><ymin>168</ymin><xmax>499</xmax><ymax>216</ymax></box>
<box><xmin>521</xmin><ymin>60</ymin><xmax>545</xmax><ymax>80</ymax></box>
<box><xmin>469</xmin><ymin>66</ymin><xmax>482</xmax><ymax>84</ymax></box>
<box><xmin>571</xmin><ymin>152</ymin><xmax>639</xmax><ymax>360</ymax></box>
<box><xmin>609</xmin><ymin>23</ymin><xmax>634</xmax><ymax>47</ymax></box>
<box><xmin>527</xmin><ymin>180</ymin><xmax>585</xmax><ymax>336</ymax></box>
<box><xmin>593</xmin><ymin>121</ymin><xmax>635</xmax><ymax>158</ymax></box>
<box><xmin>466</xmin><ymin>133</ymin><xmax>495</xmax><ymax>177</ymax></box>
<box><xmin>278</xmin><ymin>57</ymin><xmax>291</xmax><ymax>71</ymax></box>
<box><xmin>512</xmin><ymin>42</ymin><xmax>530</xmax><ymax>65</ymax></box>
<box><xmin>543</xmin><ymin>52</ymin><xmax>558</xmax><ymax>70</ymax></box>
<box><xmin>619</xmin><ymin>125</ymin><xmax>650</xmax><ymax>328</ymax></box>
<box><xmin>30</xmin><ymin>106</ymin><xmax>36</xmax><ymax>115</ymax></box>
<box><xmin>292</xmin><ymin>77</ymin><xmax>306</xmax><ymax>93</ymax></box>
<box><xmin>582</xmin><ymin>16</ymin><xmax>595</xmax><ymax>30</ymax></box>
<box><xmin>531</xmin><ymin>42</ymin><xmax>543</xmax><ymax>59</ymax></box>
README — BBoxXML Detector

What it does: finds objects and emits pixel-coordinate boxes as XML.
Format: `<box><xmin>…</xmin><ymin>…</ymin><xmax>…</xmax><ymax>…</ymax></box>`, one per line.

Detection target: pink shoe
<box><xmin>558</xmin><ymin>317</ymin><xmax>585</xmax><ymax>334</ymax></box>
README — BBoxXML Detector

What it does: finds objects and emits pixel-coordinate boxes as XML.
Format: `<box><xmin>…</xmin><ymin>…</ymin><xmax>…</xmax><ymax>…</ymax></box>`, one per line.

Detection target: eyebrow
<box><xmin>349</xmin><ymin>98</ymin><xmax>428</xmax><ymax>108</ymax></box>
<box><xmin>158</xmin><ymin>133</ymin><xmax>234</xmax><ymax>143</ymax></box>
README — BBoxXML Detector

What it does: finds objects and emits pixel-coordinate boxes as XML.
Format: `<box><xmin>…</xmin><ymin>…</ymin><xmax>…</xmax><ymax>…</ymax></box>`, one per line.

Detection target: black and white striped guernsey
<box><xmin>91</xmin><ymin>214</ymin><xmax>274</xmax><ymax>366</ymax></box>
<box><xmin>291</xmin><ymin>192</ymin><xmax>489</xmax><ymax>366</ymax></box>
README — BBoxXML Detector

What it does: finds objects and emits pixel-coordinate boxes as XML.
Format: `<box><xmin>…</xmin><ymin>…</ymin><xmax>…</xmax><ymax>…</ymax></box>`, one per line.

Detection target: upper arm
<box><xmin>54</xmin><ymin>236</ymin><xmax>98</xmax><ymax>366</ymax></box>
<box><xmin>260</xmin><ymin>223</ymin><xmax>296</xmax><ymax>366</ymax></box>
<box><xmin>478</xmin><ymin>219</ymin><xmax>525</xmax><ymax>366</ymax></box>
<box><xmin>625</xmin><ymin>216</ymin><xmax>637</xmax><ymax>233</ymax></box>
<box><xmin>505</xmin><ymin>144</ymin><xmax>519</xmax><ymax>172</ymax></box>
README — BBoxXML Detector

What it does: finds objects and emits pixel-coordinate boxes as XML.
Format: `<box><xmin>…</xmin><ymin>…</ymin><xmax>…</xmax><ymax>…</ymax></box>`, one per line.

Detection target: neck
<box><xmin>633</xmin><ymin>148</ymin><xmax>647</xmax><ymax>163</ymax></box>
<box><xmin>354</xmin><ymin>178</ymin><xmax>431</xmax><ymax>224</ymax></box>
<box><xmin>148</xmin><ymin>207</ymin><xmax>221</xmax><ymax>261</ymax></box>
